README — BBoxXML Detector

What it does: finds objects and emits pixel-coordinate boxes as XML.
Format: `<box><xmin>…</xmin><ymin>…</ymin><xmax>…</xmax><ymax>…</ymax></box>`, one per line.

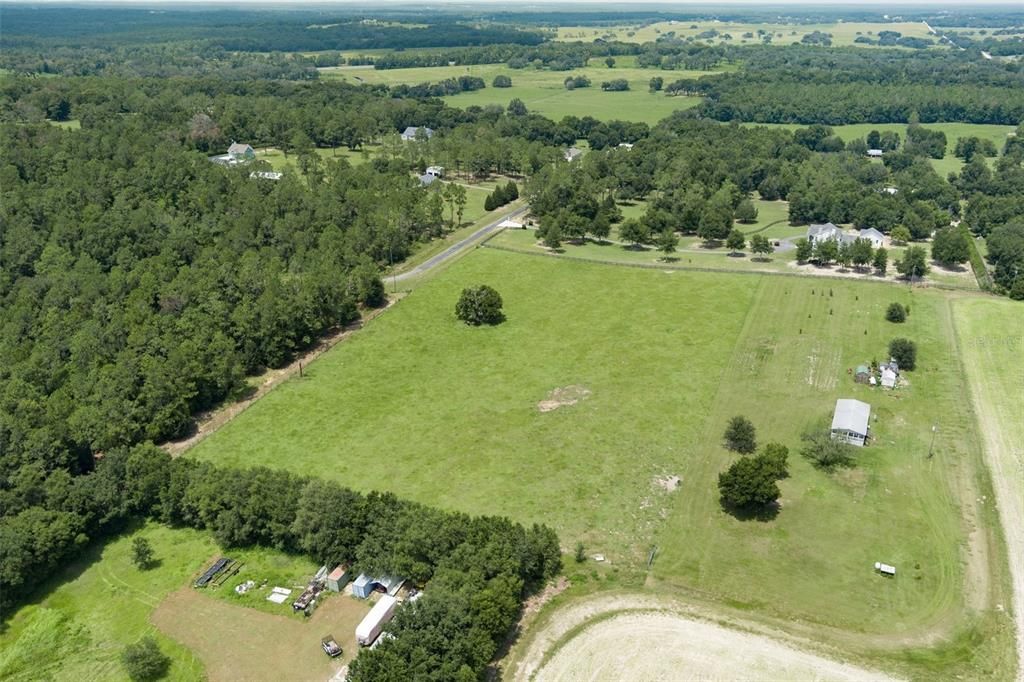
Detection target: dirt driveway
<box><xmin>152</xmin><ymin>588</ymin><xmax>370</xmax><ymax>681</ymax></box>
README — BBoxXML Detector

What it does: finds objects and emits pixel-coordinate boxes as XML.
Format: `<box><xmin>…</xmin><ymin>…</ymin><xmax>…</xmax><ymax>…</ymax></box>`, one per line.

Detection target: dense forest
<box><xmin>672</xmin><ymin>46</ymin><xmax>1024</xmax><ymax>125</ymax></box>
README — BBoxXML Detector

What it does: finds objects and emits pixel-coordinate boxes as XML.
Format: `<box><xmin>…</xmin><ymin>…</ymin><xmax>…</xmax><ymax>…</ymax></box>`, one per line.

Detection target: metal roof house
<box><xmin>418</xmin><ymin>173</ymin><xmax>437</xmax><ymax>187</ymax></box>
<box><xmin>807</xmin><ymin>222</ymin><xmax>843</xmax><ymax>244</ymax></box>
<box><xmin>400</xmin><ymin>126</ymin><xmax>434</xmax><ymax>141</ymax></box>
<box><xmin>227</xmin><ymin>142</ymin><xmax>255</xmax><ymax>161</ymax></box>
<box><xmin>425</xmin><ymin>165</ymin><xmax>444</xmax><ymax>177</ymax></box>
<box><xmin>858</xmin><ymin>228</ymin><xmax>885</xmax><ymax>248</ymax></box>
<box><xmin>867</xmin><ymin>148</ymin><xmax>884</xmax><ymax>158</ymax></box>
<box><xmin>831</xmin><ymin>399</ymin><xmax>871</xmax><ymax>447</ymax></box>
<box><xmin>564</xmin><ymin>147</ymin><xmax>584</xmax><ymax>162</ymax></box>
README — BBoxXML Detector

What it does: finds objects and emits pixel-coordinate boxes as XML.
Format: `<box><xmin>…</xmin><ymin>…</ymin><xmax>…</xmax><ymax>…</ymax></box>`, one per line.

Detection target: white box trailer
<box><xmin>356</xmin><ymin>595</ymin><xmax>398</xmax><ymax>646</ymax></box>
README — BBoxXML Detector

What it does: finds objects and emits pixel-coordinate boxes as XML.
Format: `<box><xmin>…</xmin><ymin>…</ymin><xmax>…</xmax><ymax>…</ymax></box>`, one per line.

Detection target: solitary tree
<box><xmin>873</xmin><ymin>246</ymin><xmax>889</xmax><ymax>274</ymax></box>
<box><xmin>724</xmin><ymin>416</ymin><xmax>757</xmax><ymax>454</ymax></box>
<box><xmin>590</xmin><ymin>212</ymin><xmax>612</xmax><ymax>242</ymax></box>
<box><xmin>931</xmin><ymin>226</ymin><xmax>970</xmax><ymax>266</ymax></box>
<box><xmin>656</xmin><ymin>229</ymin><xmax>679</xmax><ymax>258</ymax></box>
<box><xmin>800</xmin><ymin>421</ymin><xmax>856</xmax><ymax>471</ymax></box>
<box><xmin>890</xmin><ymin>225</ymin><xmax>912</xmax><ymax>244</ymax></box>
<box><xmin>750</xmin><ymin>234</ymin><xmax>774</xmax><ymax>259</ymax></box>
<box><xmin>649</xmin><ymin>76</ymin><xmax>664</xmax><ymax>92</ymax></box>
<box><xmin>507</xmin><ymin>98</ymin><xmax>528</xmax><ymax>117</ymax></box>
<box><xmin>574</xmin><ymin>542</ymin><xmax>586</xmax><ymax>563</ymax></box>
<box><xmin>131</xmin><ymin>537</ymin><xmax>154</xmax><ymax>570</ymax></box>
<box><xmin>618</xmin><ymin>218</ymin><xmax>650</xmax><ymax>247</ymax></box>
<box><xmin>121</xmin><ymin>638</ymin><xmax>170</xmax><ymax>682</ymax></box>
<box><xmin>718</xmin><ymin>455</ymin><xmax>783</xmax><ymax>509</ymax></box>
<box><xmin>896</xmin><ymin>245</ymin><xmax>929</xmax><ymax>280</ymax></box>
<box><xmin>605</xmin><ymin>56</ymin><xmax>616</xmax><ymax>68</ymax></box>
<box><xmin>885</xmin><ymin>302</ymin><xmax>907</xmax><ymax>323</ymax></box>
<box><xmin>492</xmin><ymin>75</ymin><xmax>513</xmax><ymax>88</ymax></box>
<box><xmin>795</xmin><ymin>238</ymin><xmax>813</xmax><ymax>263</ymax></box>
<box><xmin>726</xmin><ymin>229</ymin><xmax>746</xmax><ymax>254</ymax></box>
<box><xmin>889</xmin><ymin>338</ymin><xmax>917</xmax><ymax>370</ymax></box>
<box><xmin>455</xmin><ymin>285</ymin><xmax>505</xmax><ymax>326</ymax></box>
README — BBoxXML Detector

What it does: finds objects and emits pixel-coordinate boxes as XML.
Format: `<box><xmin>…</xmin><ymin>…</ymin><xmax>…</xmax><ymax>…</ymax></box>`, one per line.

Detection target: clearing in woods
<box><xmin>190</xmin><ymin>248</ymin><xmax>1014</xmax><ymax>677</ymax></box>
<box><xmin>320</xmin><ymin>57</ymin><xmax>710</xmax><ymax>124</ymax></box>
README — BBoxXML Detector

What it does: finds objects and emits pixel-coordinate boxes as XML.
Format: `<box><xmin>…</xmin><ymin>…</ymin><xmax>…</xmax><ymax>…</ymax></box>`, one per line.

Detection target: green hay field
<box><xmin>189</xmin><ymin>248</ymin><xmax>1009</xmax><ymax>662</ymax></box>
<box><xmin>320</xmin><ymin>58</ymin><xmax>709</xmax><ymax>124</ymax></box>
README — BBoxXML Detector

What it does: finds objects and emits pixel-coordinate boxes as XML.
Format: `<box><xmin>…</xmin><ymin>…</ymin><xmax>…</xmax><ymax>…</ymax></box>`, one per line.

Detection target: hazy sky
<box><xmin>10</xmin><ymin>0</ymin><xmax>1023</xmax><ymax>5</ymax></box>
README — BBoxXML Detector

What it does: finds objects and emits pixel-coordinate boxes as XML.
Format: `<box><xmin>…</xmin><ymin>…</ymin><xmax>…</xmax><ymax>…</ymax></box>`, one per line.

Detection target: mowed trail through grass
<box><xmin>953</xmin><ymin>298</ymin><xmax>1024</xmax><ymax>671</ymax></box>
<box><xmin>192</xmin><ymin>250</ymin><xmax>757</xmax><ymax>562</ymax></box>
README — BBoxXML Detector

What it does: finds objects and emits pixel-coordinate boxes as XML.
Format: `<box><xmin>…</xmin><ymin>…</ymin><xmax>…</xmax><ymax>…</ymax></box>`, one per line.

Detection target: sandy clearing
<box><xmin>512</xmin><ymin>594</ymin><xmax>898</xmax><ymax>682</ymax></box>
<box><xmin>534</xmin><ymin>612</ymin><xmax>897</xmax><ymax>682</ymax></box>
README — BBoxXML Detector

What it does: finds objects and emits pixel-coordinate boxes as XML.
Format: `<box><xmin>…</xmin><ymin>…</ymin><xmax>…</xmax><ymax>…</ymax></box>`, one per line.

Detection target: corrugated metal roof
<box><xmin>832</xmin><ymin>399</ymin><xmax>870</xmax><ymax>435</ymax></box>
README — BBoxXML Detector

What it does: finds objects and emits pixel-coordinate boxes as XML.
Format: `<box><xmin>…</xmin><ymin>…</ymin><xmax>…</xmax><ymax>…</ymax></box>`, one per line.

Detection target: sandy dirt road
<box><xmin>513</xmin><ymin>595</ymin><xmax>897</xmax><ymax>682</ymax></box>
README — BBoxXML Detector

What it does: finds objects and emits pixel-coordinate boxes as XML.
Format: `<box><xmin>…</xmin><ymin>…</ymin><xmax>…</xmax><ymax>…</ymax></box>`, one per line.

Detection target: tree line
<box><xmin>0</xmin><ymin>444</ymin><xmax>561</xmax><ymax>680</ymax></box>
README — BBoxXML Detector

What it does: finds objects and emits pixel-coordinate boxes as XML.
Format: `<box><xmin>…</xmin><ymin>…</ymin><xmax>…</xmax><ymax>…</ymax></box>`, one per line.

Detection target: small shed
<box><xmin>874</xmin><ymin>561</ymin><xmax>896</xmax><ymax>576</ymax></box>
<box><xmin>352</xmin><ymin>573</ymin><xmax>405</xmax><ymax>599</ymax></box>
<box><xmin>867</xmin><ymin>149</ymin><xmax>884</xmax><ymax>158</ymax></box>
<box><xmin>831</xmin><ymin>398</ymin><xmax>871</xmax><ymax>447</ymax></box>
<box><xmin>326</xmin><ymin>565</ymin><xmax>351</xmax><ymax>592</ymax></box>
<box><xmin>881</xmin><ymin>366</ymin><xmax>898</xmax><ymax>389</ymax></box>
<box><xmin>854</xmin><ymin>365</ymin><xmax>871</xmax><ymax>384</ymax></box>
<box><xmin>418</xmin><ymin>173</ymin><xmax>437</xmax><ymax>187</ymax></box>
<box><xmin>227</xmin><ymin>142</ymin><xmax>255</xmax><ymax>161</ymax></box>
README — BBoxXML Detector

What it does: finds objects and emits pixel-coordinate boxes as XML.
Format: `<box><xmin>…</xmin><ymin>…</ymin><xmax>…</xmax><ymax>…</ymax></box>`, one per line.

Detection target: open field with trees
<box><xmin>320</xmin><ymin>58</ymin><xmax>709</xmax><ymax>124</ymax></box>
<box><xmin>556</xmin><ymin>20</ymin><xmax>938</xmax><ymax>48</ymax></box>
<box><xmin>190</xmin><ymin>248</ymin><xmax>1014</xmax><ymax>677</ymax></box>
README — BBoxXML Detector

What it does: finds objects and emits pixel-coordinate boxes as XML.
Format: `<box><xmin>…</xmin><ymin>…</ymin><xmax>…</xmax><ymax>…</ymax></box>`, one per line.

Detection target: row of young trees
<box><xmin>0</xmin><ymin>444</ymin><xmax>562</xmax><ymax>679</ymax></box>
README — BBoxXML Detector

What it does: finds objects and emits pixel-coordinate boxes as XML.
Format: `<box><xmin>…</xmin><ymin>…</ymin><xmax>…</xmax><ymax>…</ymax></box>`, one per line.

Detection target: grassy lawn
<box><xmin>0</xmin><ymin>523</ymin><xmax>215</xmax><ymax>681</ymax></box>
<box><xmin>47</xmin><ymin>119</ymin><xmax>81</xmax><ymax>130</ymax></box>
<box><xmin>557</xmin><ymin>21</ymin><xmax>938</xmax><ymax>48</ymax></box>
<box><xmin>254</xmin><ymin>145</ymin><xmax>373</xmax><ymax>173</ymax></box>
<box><xmin>0</xmin><ymin>522</ymin><xmax>346</xmax><ymax>681</ymax></box>
<box><xmin>187</xmin><ymin>247</ymin><xmax>1009</xmax><ymax>669</ymax></box>
<box><xmin>320</xmin><ymin>59</ymin><xmax>711</xmax><ymax>124</ymax></box>
<box><xmin>734</xmin><ymin>198</ymin><xmax>798</xmax><ymax>238</ymax></box>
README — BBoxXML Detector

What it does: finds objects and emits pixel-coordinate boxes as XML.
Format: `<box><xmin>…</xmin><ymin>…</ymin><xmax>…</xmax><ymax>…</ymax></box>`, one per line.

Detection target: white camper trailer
<box><xmin>356</xmin><ymin>595</ymin><xmax>398</xmax><ymax>646</ymax></box>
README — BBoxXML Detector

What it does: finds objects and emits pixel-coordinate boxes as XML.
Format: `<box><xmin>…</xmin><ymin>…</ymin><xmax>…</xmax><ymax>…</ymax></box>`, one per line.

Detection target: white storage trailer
<box><xmin>356</xmin><ymin>595</ymin><xmax>398</xmax><ymax>646</ymax></box>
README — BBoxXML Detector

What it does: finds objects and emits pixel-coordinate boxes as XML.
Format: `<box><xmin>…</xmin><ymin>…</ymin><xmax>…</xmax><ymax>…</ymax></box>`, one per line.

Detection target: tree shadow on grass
<box><xmin>719</xmin><ymin>498</ymin><xmax>780</xmax><ymax>522</ymax></box>
<box><xmin>658</xmin><ymin>256</ymin><xmax>681</xmax><ymax>263</ymax></box>
<box><xmin>623</xmin><ymin>243</ymin><xmax>651</xmax><ymax>252</ymax></box>
<box><xmin>751</xmin><ymin>256</ymin><xmax>774</xmax><ymax>263</ymax></box>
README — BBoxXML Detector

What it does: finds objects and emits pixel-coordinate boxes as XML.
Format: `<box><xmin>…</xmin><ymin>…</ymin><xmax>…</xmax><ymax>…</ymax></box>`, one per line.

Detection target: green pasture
<box><xmin>0</xmin><ymin>523</ymin><xmax>324</xmax><ymax>681</ymax></box>
<box><xmin>47</xmin><ymin>119</ymin><xmax>81</xmax><ymax>130</ymax></box>
<box><xmin>556</xmin><ymin>20</ymin><xmax>938</xmax><ymax>48</ymax></box>
<box><xmin>189</xmin><ymin>247</ymin><xmax>1002</xmax><ymax>650</ymax></box>
<box><xmin>320</xmin><ymin>59</ymin><xmax>709</xmax><ymax>124</ymax></box>
<box><xmin>0</xmin><ymin>524</ymin><xmax>213</xmax><ymax>681</ymax></box>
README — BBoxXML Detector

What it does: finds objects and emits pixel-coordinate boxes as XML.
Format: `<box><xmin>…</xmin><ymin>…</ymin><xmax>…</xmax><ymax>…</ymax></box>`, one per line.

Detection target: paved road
<box><xmin>392</xmin><ymin>205</ymin><xmax>528</xmax><ymax>283</ymax></box>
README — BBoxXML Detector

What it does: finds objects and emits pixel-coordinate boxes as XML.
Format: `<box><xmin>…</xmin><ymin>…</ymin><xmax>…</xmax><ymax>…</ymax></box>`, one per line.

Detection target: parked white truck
<box><xmin>355</xmin><ymin>595</ymin><xmax>398</xmax><ymax>646</ymax></box>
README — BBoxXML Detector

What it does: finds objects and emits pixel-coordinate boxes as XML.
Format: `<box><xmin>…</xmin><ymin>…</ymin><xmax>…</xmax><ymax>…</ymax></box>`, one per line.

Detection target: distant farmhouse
<box><xmin>401</xmin><ymin>126</ymin><xmax>434</xmax><ymax>141</ymax></box>
<box><xmin>831</xmin><ymin>398</ymin><xmax>871</xmax><ymax>447</ymax></box>
<box><xmin>807</xmin><ymin>223</ymin><xmax>885</xmax><ymax>248</ymax></box>
<box><xmin>210</xmin><ymin>142</ymin><xmax>256</xmax><ymax>167</ymax></box>
<box><xmin>564</xmin><ymin>147</ymin><xmax>584</xmax><ymax>162</ymax></box>
<box><xmin>867</xmin><ymin>148</ymin><xmax>884</xmax><ymax>158</ymax></box>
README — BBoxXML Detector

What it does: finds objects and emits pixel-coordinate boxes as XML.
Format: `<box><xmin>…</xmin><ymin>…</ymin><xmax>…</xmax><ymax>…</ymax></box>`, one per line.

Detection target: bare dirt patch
<box><xmin>533</xmin><ymin>612</ymin><xmax>898</xmax><ymax>682</ymax></box>
<box><xmin>654</xmin><ymin>474</ymin><xmax>681</xmax><ymax>492</ymax></box>
<box><xmin>537</xmin><ymin>385</ymin><xmax>591</xmax><ymax>413</ymax></box>
<box><xmin>152</xmin><ymin>588</ymin><xmax>370</xmax><ymax>681</ymax></box>
<box><xmin>512</xmin><ymin>594</ymin><xmax>899</xmax><ymax>682</ymax></box>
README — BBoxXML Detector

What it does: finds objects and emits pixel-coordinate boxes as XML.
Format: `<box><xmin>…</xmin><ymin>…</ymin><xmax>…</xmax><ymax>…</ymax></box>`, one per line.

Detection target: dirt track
<box><xmin>514</xmin><ymin>595</ymin><xmax>898</xmax><ymax>682</ymax></box>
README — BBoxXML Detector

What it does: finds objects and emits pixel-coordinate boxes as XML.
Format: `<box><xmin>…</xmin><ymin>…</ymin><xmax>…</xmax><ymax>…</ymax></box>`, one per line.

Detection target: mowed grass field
<box><xmin>320</xmin><ymin>57</ymin><xmax>708</xmax><ymax>124</ymax></box>
<box><xmin>556</xmin><ymin>20</ymin><xmax>938</xmax><ymax>48</ymax></box>
<box><xmin>189</xmin><ymin>248</ymin><xmax>1011</xmax><ymax>663</ymax></box>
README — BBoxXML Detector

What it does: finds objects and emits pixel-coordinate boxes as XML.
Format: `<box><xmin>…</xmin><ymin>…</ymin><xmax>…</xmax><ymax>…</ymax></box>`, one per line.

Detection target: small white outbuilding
<box><xmin>831</xmin><ymin>399</ymin><xmax>871</xmax><ymax>447</ymax></box>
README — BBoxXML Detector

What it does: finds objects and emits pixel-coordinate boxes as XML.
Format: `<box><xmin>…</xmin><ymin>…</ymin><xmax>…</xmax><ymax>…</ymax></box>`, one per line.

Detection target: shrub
<box><xmin>574</xmin><ymin>542</ymin><xmax>586</xmax><ymax>563</ymax></box>
<box><xmin>455</xmin><ymin>285</ymin><xmax>505</xmax><ymax>326</ymax></box>
<box><xmin>121</xmin><ymin>637</ymin><xmax>170</xmax><ymax>682</ymax></box>
<box><xmin>885</xmin><ymin>302</ymin><xmax>906</xmax><ymax>323</ymax></box>
<box><xmin>131</xmin><ymin>537</ymin><xmax>154</xmax><ymax>569</ymax></box>
<box><xmin>800</xmin><ymin>422</ymin><xmax>856</xmax><ymax>471</ymax></box>
<box><xmin>492</xmin><ymin>75</ymin><xmax>512</xmax><ymax>88</ymax></box>
<box><xmin>889</xmin><ymin>338</ymin><xmax>917</xmax><ymax>370</ymax></box>
<box><xmin>724</xmin><ymin>416</ymin><xmax>757</xmax><ymax>454</ymax></box>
